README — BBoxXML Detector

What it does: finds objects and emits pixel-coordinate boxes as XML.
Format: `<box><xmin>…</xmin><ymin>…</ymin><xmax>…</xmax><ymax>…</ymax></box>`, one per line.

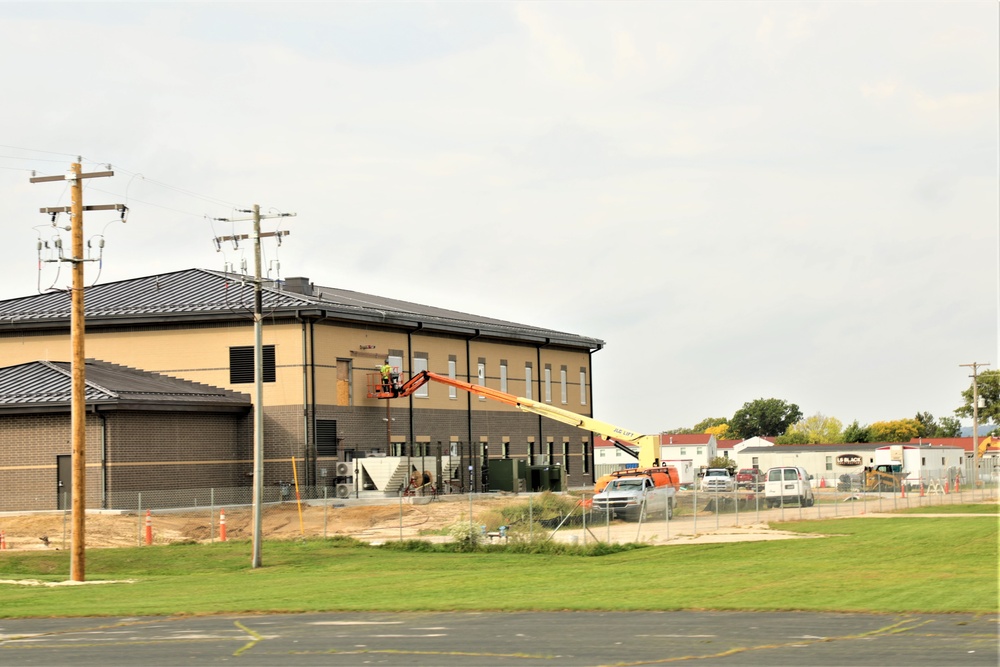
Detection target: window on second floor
<box><xmin>477</xmin><ymin>359</ymin><xmax>486</xmax><ymax>401</ymax></box>
<box><xmin>448</xmin><ymin>357</ymin><xmax>457</xmax><ymax>400</ymax></box>
<box><xmin>412</xmin><ymin>354</ymin><xmax>428</xmax><ymax>397</ymax></box>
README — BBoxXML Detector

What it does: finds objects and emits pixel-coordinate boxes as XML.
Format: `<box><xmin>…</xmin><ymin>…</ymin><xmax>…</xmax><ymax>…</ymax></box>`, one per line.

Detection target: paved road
<box><xmin>1</xmin><ymin>611</ymin><xmax>996</xmax><ymax>666</ymax></box>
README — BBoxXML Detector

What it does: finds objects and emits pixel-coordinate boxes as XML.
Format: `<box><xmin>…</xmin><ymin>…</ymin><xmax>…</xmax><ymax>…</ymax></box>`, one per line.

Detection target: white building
<box><xmin>736</xmin><ymin>442</ymin><xmax>965</xmax><ymax>487</ymax></box>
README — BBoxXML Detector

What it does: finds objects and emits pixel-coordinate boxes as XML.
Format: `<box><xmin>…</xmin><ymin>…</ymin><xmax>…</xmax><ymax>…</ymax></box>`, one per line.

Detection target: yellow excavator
<box><xmin>978</xmin><ymin>436</ymin><xmax>995</xmax><ymax>458</ymax></box>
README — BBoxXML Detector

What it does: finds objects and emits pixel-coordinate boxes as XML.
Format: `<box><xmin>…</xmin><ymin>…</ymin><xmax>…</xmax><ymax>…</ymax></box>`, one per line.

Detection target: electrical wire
<box><xmin>0</xmin><ymin>144</ymin><xmax>80</xmax><ymax>158</ymax></box>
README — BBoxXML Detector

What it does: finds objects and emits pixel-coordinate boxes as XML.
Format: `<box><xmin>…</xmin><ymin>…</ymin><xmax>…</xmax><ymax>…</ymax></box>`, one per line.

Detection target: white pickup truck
<box><xmin>592</xmin><ymin>475</ymin><xmax>675</xmax><ymax>521</ymax></box>
<box><xmin>700</xmin><ymin>468</ymin><xmax>735</xmax><ymax>493</ymax></box>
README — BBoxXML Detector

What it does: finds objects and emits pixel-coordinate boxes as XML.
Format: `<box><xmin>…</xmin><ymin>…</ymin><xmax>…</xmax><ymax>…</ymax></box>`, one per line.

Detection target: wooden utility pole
<box><xmin>960</xmin><ymin>362</ymin><xmax>989</xmax><ymax>487</ymax></box>
<box><xmin>31</xmin><ymin>161</ymin><xmax>123</xmax><ymax>582</ymax></box>
<box><xmin>213</xmin><ymin>207</ymin><xmax>293</xmax><ymax>569</ymax></box>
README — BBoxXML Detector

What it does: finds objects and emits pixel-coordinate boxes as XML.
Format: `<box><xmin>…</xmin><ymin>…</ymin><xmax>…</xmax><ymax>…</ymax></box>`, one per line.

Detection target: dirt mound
<box><xmin>0</xmin><ymin>497</ymin><xmax>510</xmax><ymax>550</ymax></box>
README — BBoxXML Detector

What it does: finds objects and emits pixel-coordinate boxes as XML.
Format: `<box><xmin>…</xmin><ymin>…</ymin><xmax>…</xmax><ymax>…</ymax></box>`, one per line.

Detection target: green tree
<box><xmin>915</xmin><ymin>411</ymin><xmax>962</xmax><ymax>438</ymax></box>
<box><xmin>775</xmin><ymin>430</ymin><xmax>810</xmax><ymax>445</ymax></box>
<box><xmin>707</xmin><ymin>456</ymin><xmax>735</xmax><ymax>472</ymax></box>
<box><xmin>729</xmin><ymin>398</ymin><xmax>803</xmax><ymax>439</ymax></box>
<box><xmin>956</xmin><ymin>369</ymin><xmax>1000</xmax><ymax>427</ymax></box>
<box><xmin>936</xmin><ymin>416</ymin><xmax>962</xmax><ymax>438</ymax></box>
<box><xmin>914</xmin><ymin>411</ymin><xmax>936</xmax><ymax>438</ymax></box>
<box><xmin>780</xmin><ymin>413</ymin><xmax>844</xmax><ymax>444</ymax></box>
<box><xmin>869</xmin><ymin>419</ymin><xmax>921</xmax><ymax>442</ymax></box>
<box><xmin>843</xmin><ymin>420</ymin><xmax>870</xmax><ymax>443</ymax></box>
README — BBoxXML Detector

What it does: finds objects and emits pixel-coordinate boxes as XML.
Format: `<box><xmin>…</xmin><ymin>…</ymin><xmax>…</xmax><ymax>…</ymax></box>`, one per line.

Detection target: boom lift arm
<box><xmin>369</xmin><ymin>370</ymin><xmax>662</xmax><ymax>468</ymax></box>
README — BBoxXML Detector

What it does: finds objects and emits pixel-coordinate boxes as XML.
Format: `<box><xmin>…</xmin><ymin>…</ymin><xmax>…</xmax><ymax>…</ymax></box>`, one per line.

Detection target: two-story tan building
<box><xmin>0</xmin><ymin>268</ymin><xmax>604</xmax><ymax>509</ymax></box>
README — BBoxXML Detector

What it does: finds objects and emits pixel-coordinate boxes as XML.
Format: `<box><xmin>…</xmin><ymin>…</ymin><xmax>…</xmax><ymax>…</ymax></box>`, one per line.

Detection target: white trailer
<box><xmin>874</xmin><ymin>445</ymin><xmax>965</xmax><ymax>487</ymax></box>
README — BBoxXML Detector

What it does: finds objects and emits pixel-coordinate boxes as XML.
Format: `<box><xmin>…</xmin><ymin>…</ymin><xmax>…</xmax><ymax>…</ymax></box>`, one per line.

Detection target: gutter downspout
<box><xmin>587</xmin><ymin>346</ymin><xmax>600</xmax><ymax>485</ymax></box>
<box><xmin>466</xmin><ymin>329</ymin><xmax>480</xmax><ymax>492</ymax></box>
<box><xmin>406</xmin><ymin>323</ymin><xmax>423</xmax><ymax>453</ymax></box>
<box><xmin>296</xmin><ymin>309</ymin><xmax>326</xmax><ymax>492</ymax></box>
<box><xmin>301</xmin><ymin>319</ymin><xmax>309</xmax><ymax>489</ymax></box>
<box><xmin>536</xmin><ymin>338</ymin><xmax>549</xmax><ymax>463</ymax></box>
<box><xmin>310</xmin><ymin>319</ymin><xmax>318</xmax><ymax>489</ymax></box>
<box><xmin>98</xmin><ymin>410</ymin><xmax>108</xmax><ymax>509</ymax></box>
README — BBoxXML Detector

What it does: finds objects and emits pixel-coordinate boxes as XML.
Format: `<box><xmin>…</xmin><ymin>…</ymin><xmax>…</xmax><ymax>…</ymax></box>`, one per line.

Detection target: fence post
<box><xmin>210</xmin><ymin>488</ymin><xmax>215</xmax><ymax>543</ymax></box>
<box><xmin>692</xmin><ymin>487</ymin><xmax>697</xmax><ymax>535</ymax></box>
<box><xmin>733</xmin><ymin>487</ymin><xmax>739</xmax><ymax>527</ymax></box>
<box><xmin>137</xmin><ymin>492</ymin><xmax>143</xmax><ymax>547</ymax></box>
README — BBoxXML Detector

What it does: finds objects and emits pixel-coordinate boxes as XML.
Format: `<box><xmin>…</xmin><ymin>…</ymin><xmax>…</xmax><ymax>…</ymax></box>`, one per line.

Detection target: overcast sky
<box><xmin>1</xmin><ymin>2</ymin><xmax>997</xmax><ymax>435</ymax></box>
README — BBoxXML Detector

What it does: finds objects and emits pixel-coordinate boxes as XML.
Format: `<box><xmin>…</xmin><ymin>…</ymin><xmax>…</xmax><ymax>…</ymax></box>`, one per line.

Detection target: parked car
<box><xmin>700</xmin><ymin>468</ymin><xmax>735</xmax><ymax>493</ymax></box>
<box><xmin>764</xmin><ymin>466</ymin><xmax>814</xmax><ymax>507</ymax></box>
<box><xmin>735</xmin><ymin>467</ymin><xmax>764</xmax><ymax>490</ymax></box>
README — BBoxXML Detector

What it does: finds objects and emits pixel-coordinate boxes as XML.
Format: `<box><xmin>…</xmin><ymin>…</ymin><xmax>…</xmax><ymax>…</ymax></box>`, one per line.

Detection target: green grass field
<box><xmin>890</xmin><ymin>502</ymin><xmax>999</xmax><ymax>514</ymax></box>
<box><xmin>0</xmin><ymin>515</ymin><xmax>996</xmax><ymax>618</ymax></box>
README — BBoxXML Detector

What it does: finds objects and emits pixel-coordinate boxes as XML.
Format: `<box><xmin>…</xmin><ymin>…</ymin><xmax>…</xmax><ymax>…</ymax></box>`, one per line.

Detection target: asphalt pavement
<box><xmin>1</xmin><ymin>610</ymin><xmax>996</xmax><ymax>666</ymax></box>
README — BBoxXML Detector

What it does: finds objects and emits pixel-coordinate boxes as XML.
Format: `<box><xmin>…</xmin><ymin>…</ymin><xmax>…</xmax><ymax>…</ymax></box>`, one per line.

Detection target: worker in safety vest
<box><xmin>380</xmin><ymin>360</ymin><xmax>392</xmax><ymax>392</ymax></box>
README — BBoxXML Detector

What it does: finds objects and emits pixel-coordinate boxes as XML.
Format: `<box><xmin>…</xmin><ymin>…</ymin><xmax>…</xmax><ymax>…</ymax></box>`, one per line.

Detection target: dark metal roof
<box><xmin>0</xmin><ymin>268</ymin><xmax>603</xmax><ymax>349</ymax></box>
<box><xmin>0</xmin><ymin>359</ymin><xmax>251</xmax><ymax>411</ymax></box>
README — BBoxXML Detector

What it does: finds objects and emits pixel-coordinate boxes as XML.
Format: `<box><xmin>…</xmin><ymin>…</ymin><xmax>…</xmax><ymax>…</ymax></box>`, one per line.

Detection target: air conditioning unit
<box><xmin>335</xmin><ymin>483</ymin><xmax>352</xmax><ymax>499</ymax></box>
<box><xmin>335</xmin><ymin>462</ymin><xmax>352</xmax><ymax>477</ymax></box>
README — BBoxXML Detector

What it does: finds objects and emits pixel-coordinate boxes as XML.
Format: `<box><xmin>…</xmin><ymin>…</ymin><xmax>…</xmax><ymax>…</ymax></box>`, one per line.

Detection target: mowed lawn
<box><xmin>0</xmin><ymin>515</ymin><xmax>996</xmax><ymax>618</ymax></box>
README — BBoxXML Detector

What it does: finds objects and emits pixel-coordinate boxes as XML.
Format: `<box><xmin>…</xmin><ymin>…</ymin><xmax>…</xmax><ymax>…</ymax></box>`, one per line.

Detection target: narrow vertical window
<box><xmin>579</xmin><ymin>368</ymin><xmax>587</xmax><ymax>405</ymax></box>
<box><xmin>560</xmin><ymin>366</ymin><xmax>567</xmax><ymax>404</ymax></box>
<box><xmin>448</xmin><ymin>356</ymin><xmax>457</xmax><ymax>400</ymax></box>
<box><xmin>582</xmin><ymin>439</ymin><xmax>590</xmax><ymax>474</ymax></box>
<box><xmin>413</xmin><ymin>354</ymin><xmax>428</xmax><ymax>398</ymax></box>
<box><xmin>562</xmin><ymin>441</ymin><xmax>570</xmax><ymax>473</ymax></box>
<box><xmin>500</xmin><ymin>360</ymin><xmax>508</xmax><ymax>394</ymax></box>
<box><xmin>525</xmin><ymin>363</ymin><xmax>533</xmax><ymax>400</ymax></box>
<box><xmin>544</xmin><ymin>365</ymin><xmax>552</xmax><ymax>403</ymax></box>
<box><xmin>477</xmin><ymin>358</ymin><xmax>486</xmax><ymax>401</ymax></box>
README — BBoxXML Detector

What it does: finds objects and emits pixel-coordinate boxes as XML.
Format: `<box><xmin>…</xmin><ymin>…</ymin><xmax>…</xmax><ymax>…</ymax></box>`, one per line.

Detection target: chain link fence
<box><xmin>1</xmin><ymin>469</ymin><xmax>995</xmax><ymax>551</ymax></box>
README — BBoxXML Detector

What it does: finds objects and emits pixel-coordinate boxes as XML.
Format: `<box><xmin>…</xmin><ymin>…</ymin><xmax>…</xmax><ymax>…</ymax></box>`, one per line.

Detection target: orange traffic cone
<box><xmin>819</xmin><ymin>477</ymin><xmax>826</xmax><ymax>488</ymax></box>
<box><xmin>219</xmin><ymin>508</ymin><xmax>227</xmax><ymax>542</ymax></box>
<box><xmin>900</xmin><ymin>481</ymin><xmax>906</xmax><ymax>498</ymax></box>
<box><xmin>944</xmin><ymin>479</ymin><xmax>949</xmax><ymax>493</ymax></box>
<box><xmin>954</xmin><ymin>475</ymin><xmax>960</xmax><ymax>493</ymax></box>
<box><xmin>0</xmin><ymin>530</ymin><xmax>6</xmax><ymax>550</ymax></box>
<box><xmin>144</xmin><ymin>510</ymin><xmax>152</xmax><ymax>546</ymax></box>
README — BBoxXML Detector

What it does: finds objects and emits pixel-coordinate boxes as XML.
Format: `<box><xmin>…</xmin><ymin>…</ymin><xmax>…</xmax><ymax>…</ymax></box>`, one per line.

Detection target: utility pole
<box><xmin>30</xmin><ymin>161</ymin><xmax>124</xmax><ymax>582</ymax></box>
<box><xmin>960</xmin><ymin>362</ymin><xmax>989</xmax><ymax>488</ymax></box>
<box><xmin>213</xmin><ymin>206</ymin><xmax>293</xmax><ymax>569</ymax></box>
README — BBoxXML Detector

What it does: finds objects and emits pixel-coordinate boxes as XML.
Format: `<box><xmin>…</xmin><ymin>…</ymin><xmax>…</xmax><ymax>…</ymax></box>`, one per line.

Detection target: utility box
<box><xmin>487</xmin><ymin>458</ymin><xmax>529</xmax><ymax>492</ymax></box>
<box><xmin>529</xmin><ymin>464</ymin><xmax>566</xmax><ymax>492</ymax></box>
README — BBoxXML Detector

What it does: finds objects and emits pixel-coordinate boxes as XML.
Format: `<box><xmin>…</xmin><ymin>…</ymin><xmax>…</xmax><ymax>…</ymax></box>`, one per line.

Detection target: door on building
<box><xmin>57</xmin><ymin>455</ymin><xmax>71</xmax><ymax>510</ymax></box>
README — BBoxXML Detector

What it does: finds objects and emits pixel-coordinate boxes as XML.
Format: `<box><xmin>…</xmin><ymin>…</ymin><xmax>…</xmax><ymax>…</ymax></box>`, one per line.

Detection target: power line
<box><xmin>0</xmin><ymin>144</ymin><xmax>81</xmax><ymax>158</ymax></box>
